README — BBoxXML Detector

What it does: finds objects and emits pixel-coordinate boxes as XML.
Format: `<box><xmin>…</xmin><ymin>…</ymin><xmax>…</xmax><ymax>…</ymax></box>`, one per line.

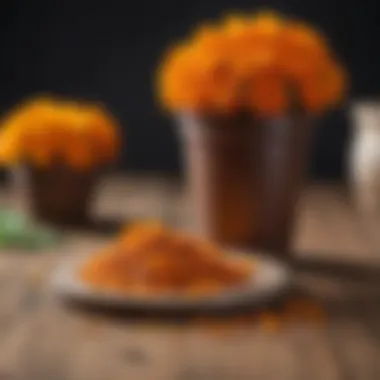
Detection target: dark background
<box><xmin>0</xmin><ymin>0</ymin><xmax>378</xmax><ymax>179</ymax></box>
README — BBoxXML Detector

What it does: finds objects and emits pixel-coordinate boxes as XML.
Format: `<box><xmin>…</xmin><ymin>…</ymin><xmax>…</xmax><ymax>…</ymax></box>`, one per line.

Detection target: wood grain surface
<box><xmin>0</xmin><ymin>177</ymin><xmax>379</xmax><ymax>380</ymax></box>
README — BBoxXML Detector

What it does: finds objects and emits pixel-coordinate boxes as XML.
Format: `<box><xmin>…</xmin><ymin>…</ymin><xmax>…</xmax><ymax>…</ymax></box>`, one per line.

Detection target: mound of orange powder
<box><xmin>79</xmin><ymin>223</ymin><xmax>254</xmax><ymax>295</ymax></box>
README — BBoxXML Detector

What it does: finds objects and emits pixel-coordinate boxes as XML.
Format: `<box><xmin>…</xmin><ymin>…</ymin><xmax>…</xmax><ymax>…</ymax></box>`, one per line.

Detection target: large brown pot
<box><xmin>27</xmin><ymin>166</ymin><xmax>97</xmax><ymax>226</ymax></box>
<box><xmin>179</xmin><ymin>112</ymin><xmax>313</xmax><ymax>255</ymax></box>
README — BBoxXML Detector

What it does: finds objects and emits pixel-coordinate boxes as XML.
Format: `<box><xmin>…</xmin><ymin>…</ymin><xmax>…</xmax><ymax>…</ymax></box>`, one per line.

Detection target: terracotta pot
<box><xmin>179</xmin><ymin>112</ymin><xmax>313</xmax><ymax>255</ymax></box>
<box><xmin>27</xmin><ymin>165</ymin><xmax>97</xmax><ymax>226</ymax></box>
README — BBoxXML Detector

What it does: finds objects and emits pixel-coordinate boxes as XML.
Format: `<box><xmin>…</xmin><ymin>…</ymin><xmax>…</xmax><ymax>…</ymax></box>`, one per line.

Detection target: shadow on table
<box><xmin>49</xmin><ymin>217</ymin><xmax>133</xmax><ymax>236</ymax></box>
<box><xmin>59</xmin><ymin>286</ymin><xmax>314</xmax><ymax>323</ymax></box>
<box><xmin>291</xmin><ymin>253</ymin><xmax>380</xmax><ymax>283</ymax></box>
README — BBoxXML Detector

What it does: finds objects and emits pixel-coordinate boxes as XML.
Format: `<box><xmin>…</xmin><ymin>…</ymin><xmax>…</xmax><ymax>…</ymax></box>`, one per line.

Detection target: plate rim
<box><xmin>51</xmin><ymin>250</ymin><xmax>292</xmax><ymax>311</ymax></box>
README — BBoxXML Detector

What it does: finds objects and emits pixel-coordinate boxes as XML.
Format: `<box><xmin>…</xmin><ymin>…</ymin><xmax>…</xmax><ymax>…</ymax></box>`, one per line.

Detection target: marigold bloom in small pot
<box><xmin>0</xmin><ymin>96</ymin><xmax>122</xmax><ymax>226</ymax></box>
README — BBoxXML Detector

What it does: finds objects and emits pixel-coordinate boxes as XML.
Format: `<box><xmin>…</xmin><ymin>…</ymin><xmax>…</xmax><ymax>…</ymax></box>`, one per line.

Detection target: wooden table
<box><xmin>0</xmin><ymin>177</ymin><xmax>379</xmax><ymax>380</ymax></box>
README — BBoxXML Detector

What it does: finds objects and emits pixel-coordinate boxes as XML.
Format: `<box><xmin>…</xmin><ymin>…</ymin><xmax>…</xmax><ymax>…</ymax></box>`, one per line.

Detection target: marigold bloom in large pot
<box><xmin>157</xmin><ymin>11</ymin><xmax>348</xmax><ymax>254</ymax></box>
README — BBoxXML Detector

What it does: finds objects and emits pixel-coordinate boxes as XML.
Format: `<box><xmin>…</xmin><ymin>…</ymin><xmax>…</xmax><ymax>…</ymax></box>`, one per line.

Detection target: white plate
<box><xmin>51</xmin><ymin>251</ymin><xmax>291</xmax><ymax>312</ymax></box>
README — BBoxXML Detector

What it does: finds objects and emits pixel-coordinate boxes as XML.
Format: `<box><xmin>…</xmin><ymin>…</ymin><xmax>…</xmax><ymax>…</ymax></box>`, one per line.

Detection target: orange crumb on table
<box><xmin>284</xmin><ymin>298</ymin><xmax>327</xmax><ymax>324</ymax></box>
<box><xmin>259</xmin><ymin>312</ymin><xmax>281</xmax><ymax>332</ymax></box>
<box><xmin>187</xmin><ymin>297</ymin><xmax>326</xmax><ymax>336</ymax></box>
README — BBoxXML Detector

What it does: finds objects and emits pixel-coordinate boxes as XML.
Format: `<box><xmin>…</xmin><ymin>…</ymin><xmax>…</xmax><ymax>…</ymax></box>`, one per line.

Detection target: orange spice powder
<box><xmin>79</xmin><ymin>223</ymin><xmax>254</xmax><ymax>296</ymax></box>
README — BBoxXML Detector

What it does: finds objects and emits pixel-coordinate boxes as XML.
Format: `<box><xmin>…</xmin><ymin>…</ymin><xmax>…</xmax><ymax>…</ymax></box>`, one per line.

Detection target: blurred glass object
<box><xmin>0</xmin><ymin>208</ymin><xmax>60</xmax><ymax>250</ymax></box>
<box><xmin>349</xmin><ymin>101</ymin><xmax>380</xmax><ymax>250</ymax></box>
<box><xmin>0</xmin><ymin>167</ymin><xmax>60</xmax><ymax>250</ymax></box>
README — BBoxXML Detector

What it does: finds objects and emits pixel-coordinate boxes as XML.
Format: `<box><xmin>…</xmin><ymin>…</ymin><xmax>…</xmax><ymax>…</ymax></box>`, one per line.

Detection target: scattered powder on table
<box><xmin>192</xmin><ymin>298</ymin><xmax>327</xmax><ymax>336</ymax></box>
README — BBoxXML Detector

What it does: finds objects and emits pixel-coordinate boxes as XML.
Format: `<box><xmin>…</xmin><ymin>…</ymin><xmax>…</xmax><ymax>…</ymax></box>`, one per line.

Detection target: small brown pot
<box><xmin>179</xmin><ymin>112</ymin><xmax>313</xmax><ymax>255</ymax></box>
<box><xmin>27</xmin><ymin>165</ymin><xmax>97</xmax><ymax>226</ymax></box>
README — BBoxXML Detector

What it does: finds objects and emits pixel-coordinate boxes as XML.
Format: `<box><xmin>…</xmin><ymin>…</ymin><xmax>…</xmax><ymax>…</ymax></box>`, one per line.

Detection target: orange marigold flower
<box><xmin>0</xmin><ymin>124</ymin><xmax>23</xmax><ymax>164</ymax></box>
<box><xmin>247</xmin><ymin>73</ymin><xmax>288</xmax><ymax>117</ymax></box>
<box><xmin>253</xmin><ymin>11</ymin><xmax>284</xmax><ymax>36</ymax></box>
<box><xmin>323</xmin><ymin>63</ymin><xmax>348</xmax><ymax>107</ymax></box>
<box><xmin>300</xmin><ymin>61</ymin><xmax>347</xmax><ymax>114</ymax></box>
<box><xmin>222</xmin><ymin>14</ymin><xmax>251</xmax><ymax>35</ymax></box>
<box><xmin>156</xmin><ymin>10</ymin><xmax>348</xmax><ymax>117</ymax></box>
<box><xmin>157</xmin><ymin>45</ymin><xmax>206</xmax><ymax>111</ymax></box>
<box><xmin>0</xmin><ymin>96</ymin><xmax>120</xmax><ymax>170</ymax></box>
